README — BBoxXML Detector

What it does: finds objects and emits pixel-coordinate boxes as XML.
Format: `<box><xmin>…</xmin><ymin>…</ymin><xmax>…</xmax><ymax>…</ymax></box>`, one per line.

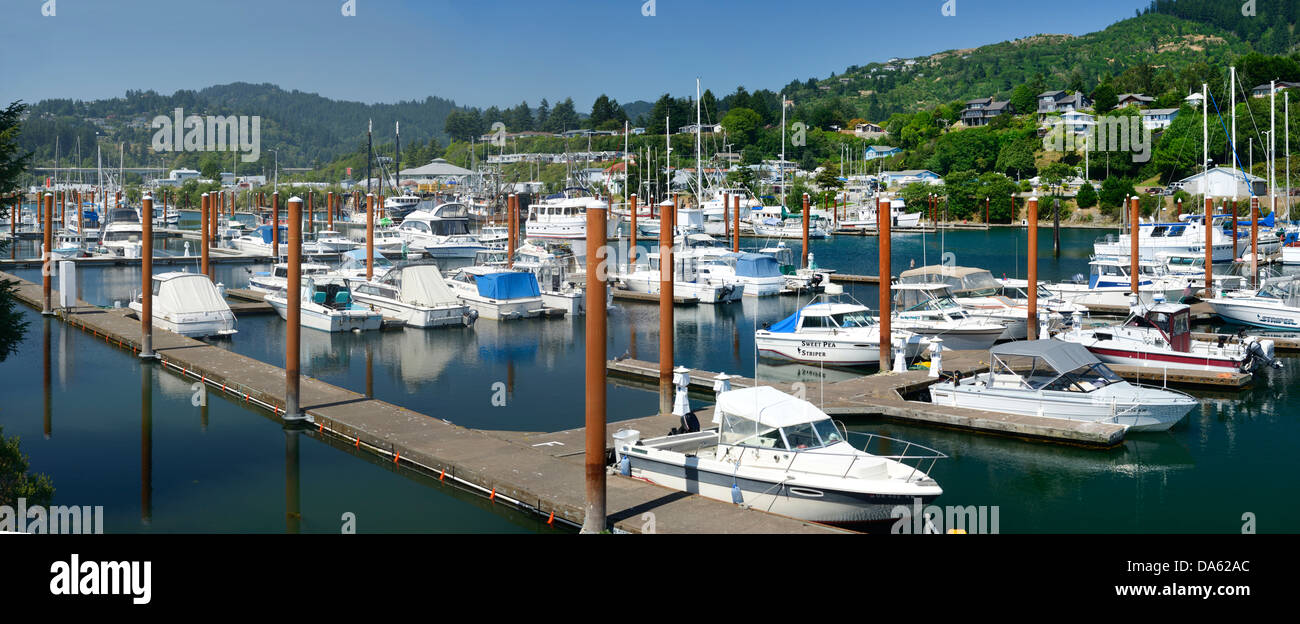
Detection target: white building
<box><xmin>1176</xmin><ymin>166</ymin><xmax>1266</xmax><ymax>197</ymax></box>
<box><xmin>1141</xmin><ymin>108</ymin><xmax>1179</xmax><ymax>131</ymax></box>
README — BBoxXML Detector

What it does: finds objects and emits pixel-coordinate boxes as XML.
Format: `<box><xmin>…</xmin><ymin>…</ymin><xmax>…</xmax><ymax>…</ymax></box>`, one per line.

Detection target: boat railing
<box><xmin>777</xmin><ymin>423</ymin><xmax>948</xmax><ymax>483</ymax></box>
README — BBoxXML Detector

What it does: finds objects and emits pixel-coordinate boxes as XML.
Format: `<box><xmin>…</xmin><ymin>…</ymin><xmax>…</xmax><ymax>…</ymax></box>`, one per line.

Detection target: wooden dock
<box><xmin>1</xmin><ymin>271</ymin><xmax>835</xmax><ymax>534</ymax></box>
<box><xmin>828</xmin><ymin>273</ymin><xmax>881</xmax><ymax>285</ymax></box>
<box><xmin>607</xmin><ymin>356</ymin><xmax>1128</xmax><ymax>447</ymax></box>
<box><xmin>611</xmin><ymin>289</ymin><xmax>699</xmax><ymax>305</ymax></box>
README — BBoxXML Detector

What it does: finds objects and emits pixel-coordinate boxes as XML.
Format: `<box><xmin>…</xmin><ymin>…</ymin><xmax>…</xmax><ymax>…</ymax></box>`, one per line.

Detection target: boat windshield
<box><xmin>831</xmin><ymin>311</ymin><xmax>876</xmax><ymax>328</ymax></box>
<box><xmin>1039</xmin><ymin>363</ymin><xmax>1123</xmax><ymax>393</ymax></box>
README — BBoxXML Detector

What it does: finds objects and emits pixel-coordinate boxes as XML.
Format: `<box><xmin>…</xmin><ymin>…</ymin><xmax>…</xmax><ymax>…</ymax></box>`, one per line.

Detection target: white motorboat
<box><xmin>900</xmin><ymin>265</ymin><xmax>1036</xmax><ymax>340</ymax></box>
<box><xmin>1055</xmin><ymin>300</ymin><xmax>1277</xmax><ymax>373</ymax></box>
<box><xmin>756</xmin><ymin>296</ymin><xmax>927</xmax><ymax>367</ymax></box>
<box><xmin>511</xmin><ymin>242</ymin><xmax>589</xmax><ymax>316</ymax></box>
<box><xmin>751</xmin><ymin>216</ymin><xmax>831</xmax><ymax>239</ymax></box>
<box><xmin>369</xmin><ymin>227</ymin><xmax>407</xmax><ymax>254</ymax></box>
<box><xmin>891</xmin><ymin>284</ymin><xmax>1007</xmax><ymax>351</ymax></box>
<box><xmin>1094</xmin><ymin>214</ymin><xmax>1234</xmax><ymax>263</ymax></box>
<box><xmin>99</xmin><ymin>205</ymin><xmax>144</xmax><ymax>257</ymax></box>
<box><xmin>349</xmin><ymin>263</ymin><xmax>478</xmax><ymax>328</ymax></box>
<box><xmin>307</xmin><ymin>230</ymin><xmax>359</xmax><ymax>254</ymax></box>
<box><xmin>233</xmin><ymin>225</ymin><xmax>288</xmax><ymax>258</ymax></box>
<box><xmin>129</xmin><ymin>271</ymin><xmax>237</xmax><ymax>338</ymax></box>
<box><xmin>418</xmin><ymin>233</ymin><xmax>488</xmax><ymax>259</ymax></box>
<box><xmin>617</xmin><ymin>251</ymin><xmax>739</xmax><ymax>304</ymax></box>
<box><xmin>1205</xmin><ymin>275</ymin><xmax>1300</xmax><ymax>330</ymax></box>
<box><xmin>248</xmin><ymin>262</ymin><xmax>333</xmax><ymax>295</ymax></box>
<box><xmin>838</xmin><ymin>198</ymin><xmax>922</xmax><ymax>230</ymax></box>
<box><xmin>700</xmin><ymin>189</ymin><xmax>761</xmax><ymax>236</ymax></box>
<box><xmin>1044</xmin><ymin>257</ymin><xmax>1191</xmax><ymax>307</ymax></box>
<box><xmin>1155</xmin><ymin>252</ymin><xmax>1247</xmax><ymax>292</ymax></box>
<box><xmin>477</xmin><ymin>225</ymin><xmax>509</xmax><ymax>248</ymax></box>
<box><xmin>264</xmin><ymin>276</ymin><xmax>383</xmax><ymax>332</ymax></box>
<box><xmin>928</xmin><ymin>340</ymin><xmax>1198</xmax><ymax>432</ymax></box>
<box><xmin>616</xmin><ymin>383</ymin><xmax>945</xmax><ymax>524</ymax></box>
<box><xmin>446</xmin><ymin>265</ymin><xmax>554</xmax><ymax>321</ymax></box>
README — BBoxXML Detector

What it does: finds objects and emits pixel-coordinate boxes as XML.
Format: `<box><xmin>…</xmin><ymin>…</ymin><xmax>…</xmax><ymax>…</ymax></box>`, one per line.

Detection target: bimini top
<box><xmin>990</xmin><ymin>339</ymin><xmax>1099</xmax><ymax>373</ymax></box>
<box><xmin>475</xmin><ymin>271</ymin><xmax>541</xmax><ymax>299</ymax></box>
<box><xmin>899</xmin><ymin>265</ymin><xmax>999</xmax><ymax>294</ymax></box>
<box><xmin>713</xmin><ymin>386</ymin><xmax>829</xmax><ymax>428</ymax></box>
<box><xmin>735</xmin><ymin>253</ymin><xmax>782</xmax><ymax>278</ymax></box>
<box><xmin>766</xmin><ymin>302</ymin><xmax>872</xmax><ymax>333</ymax></box>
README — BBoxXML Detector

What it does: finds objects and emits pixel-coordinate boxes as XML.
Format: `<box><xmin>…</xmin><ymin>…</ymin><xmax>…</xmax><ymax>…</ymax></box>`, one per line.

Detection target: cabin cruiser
<box><xmin>615</xmin><ymin>382</ymin><xmax>945</xmax><ymax>524</ymax></box>
<box><xmin>891</xmin><ymin>284</ymin><xmax>1007</xmax><ymax>351</ymax></box>
<box><xmin>477</xmin><ymin>225</ymin><xmax>509</xmax><ymax>248</ymax></box>
<box><xmin>446</xmin><ymin>265</ymin><xmax>554</xmax><ymax>321</ymax></box>
<box><xmin>418</xmin><ymin>233</ymin><xmax>489</xmax><ymax>259</ymax></box>
<box><xmin>928</xmin><ymin>340</ymin><xmax>1197</xmax><ymax>432</ymax></box>
<box><xmin>1044</xmin><ymin>257</ymin><xmax>1191</xmax><ymax>307</ymax></box>
<box><xmin>1094</xmin><ymin>214</ymin><xmax>1234</xmax><ymax>263</ymax></box>
<box><xmin>838</xmin><ymin>198</ymin><xmax>922</xmax><ymax>230</ymax></box>
<box><xmin>756</xmin><ymin>296</ymin><xmax>927</xmax><ymax>366</ymax></box>
<box><xmin>129</xmin><ymin>271</ymin><xmax>237</xmax><ymax>338</ymax></box>
<box><xmin>1054</xmin><ymin>299</ymin><xmax>1277</xmax><ymax>373</ymax></box>
<box><xmin>63</xmin><ymin>201</ymin><xmax>101</xmax><ymax>240</ymax></box>
<box><xmin>233</xmin><ymin>225</ymin><xmax>288</xmax><ymax>258</ymax></box>
<box><xmin>348</xmin><ymin>262</ymin><xmax>478</xmax><ymax>328</ymax></box>
<box><xmin>1205</xmin><ymin>275</ymin><xmax>1300</xmax><ymax>329</ymax></box>
<box><xmin>900</xmin><ymin>265</ymin><xmax>1039</xmax><ymax>340</ymax></box>
<box><xmin>248</xmin><ymin>262</ymin><xmax>333</xmax><ymax>295</ymax></box>
<box><xmin>99</xmin><ymin>205</ymin><xmax>144</xmax><ymax>257</ymax></box>
<box><xmin>616</xmin><ymin>251</ymin><xmax>738</xmax><ymax>304</ymax></box>
<box><xmin>398</xmin><ymin>202</ymin><xmax>474</xmax><ymax>250</ymax></box>
<box><xmin>370</xmin><ymin>227</ymin><xmax>407</xmax><ymax>254</ymax></box>
<box><xmin>699</xmin><ymin>189</ymin><xmax>761</xmax><ymax>236</ymax></box>
<box><xmin>1155</xmin><ymin>252</ymin><xmax>1247</xmax><ymax>292</ymax></box>
<box><xmin>264</xmin><ymin>275</ymin><xmax>383</xmax><ymax>332</ymax></box>
<box><xmin>688</xmin><ymin>251</ymin><xmax>786</xmax><ymax>297</ymax></box>
<box><xmin>751</xmin><ymin>216</ymin><xmax>830</xmax><ymax>239</ymax></box>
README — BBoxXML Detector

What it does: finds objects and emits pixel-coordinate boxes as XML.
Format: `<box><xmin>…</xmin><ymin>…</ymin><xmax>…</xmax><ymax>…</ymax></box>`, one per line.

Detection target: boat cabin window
<box><xmin>800</xmin><ymin>315</ymin><xmax>837</xmax><ymax>329</ymax></box>
<box><xmin>403</xmin><ymin>221</ymin><xmax>430</xmax><ymax>234</ymax></box>
<box><xmin>152</xmin><ymin>279</ymin><xmax>161</xmax><ymax>296</ymax></box>
<box><xmin>274</xmin><ymin>267</ymin><xmax>288</xmax><ymax>278</ymax></box>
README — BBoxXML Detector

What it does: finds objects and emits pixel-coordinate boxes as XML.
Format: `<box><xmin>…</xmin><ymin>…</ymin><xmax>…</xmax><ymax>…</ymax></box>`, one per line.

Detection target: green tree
<box><xmin>1091</xmin><ymin>83</ymin><xmax>1118</xmax><ymax>113</ymax></box>
<box><xmin>1099</xmin><ymin>176</ymin><xmax>1135</xmax><ymax>217</ymax></box>
<box><xmin>1076</xmin><ymin>181</ymin><xmax>1098</xmax><ymax>208</ymax></box>
<box><xmin>720</xmin><ymin>107</ymin><xmax>761</xmax><ymax>145</ymax></box>
<box><xmin>814</xmin><ymin>166</ymin><xmax>844</xmax><ymax>191</ymax></box>
<box><xmin>0</xmin><ymin>101</ymin><xmax>32</xmax><ymax>360</ymax></box>
<box><xmin>1</xmin><ymin>425</ymin><xmax>54</xmax><ymax>508</ymax></box>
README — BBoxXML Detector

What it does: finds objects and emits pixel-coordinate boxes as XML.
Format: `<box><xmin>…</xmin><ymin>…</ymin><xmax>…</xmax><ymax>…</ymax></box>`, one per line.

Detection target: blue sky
<box><xmin>0</xmin><ymin>0</ymin><xmax>1153</xmax><ymax>110</ymax></box>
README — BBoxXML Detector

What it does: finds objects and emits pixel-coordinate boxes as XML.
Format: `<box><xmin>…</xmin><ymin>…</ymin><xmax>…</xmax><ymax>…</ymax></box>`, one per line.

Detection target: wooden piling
<box><xmin>802</xmin><ymin>193</ymin><xmax>810</xmax><ymax>268</ymax></box>
<box><xmin>629</xmin><ymin>194</ymin><xmax>638</xmax><ymax>268</ymax></box>
<box><xmin>140</xmin><ymin>194</ymin><xmax>155</xmax><ymax>359</ymax></box>
<box><xmin>1027</xmin><ymin>196</ymin><xmax>1039</xmax><ymax>340</ymax></box>
<box><xmin>1129</xmin><ymin>195</ymin><xmax>1139</xmax><ymax>295</ymax></box>
<box><xmin>732</xmin><ymin>195</ymin><xmax>740</xmax><ymax>253</ymax></box>
<box><xmin>285</xmin><ymin>196</ymin><xmax>303</xmax><ymax>421</ymax></box>
<box><xmin>659</xmin><ymin>198</ymin><xmax>675</xmax><ymax>415</ymax></box>
<box><xmin>272</xmin><ymin>192</ymin><xmax>280</xmax><ymax>258</ymax></box>
<box><xmin>200</xmin><ymin>193</ymin><xmax>210</xmax><ymax>279</ymax></box>
<box><xmin>366</xmin><ymin>193</ymin><xmax>375</xmax><ymax>280</ymax></box>
<box><xmin>583</xmin><ymin>195</ymin><xmax>608</xmax><ymax>533</ymax></box>
<box><xmin>42</xmin><ymin>193</ymin><xmax>52</xmax><ymax>315</ymax></box>
<box><xmin>878</xmin><ymin>195</ymin><xmax>891</xmax><ymax>366</ymax></box>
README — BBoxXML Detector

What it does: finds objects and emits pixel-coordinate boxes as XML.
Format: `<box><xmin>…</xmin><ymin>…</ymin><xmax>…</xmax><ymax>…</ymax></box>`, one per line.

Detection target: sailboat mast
<box><xmin>396</xmin><ymin>121</ymin><xmax>401</xmax><ymax>193</ymax></box>
<box><xmin>1271</xmin><ymin>80</ymin><xmax>1277</xmax><ymax>217</ymax></box>
<box><xmin>696</xmin><ymin>78</ymin><xmax>702</xmax><ymax>206</ymax></box>
<box><xmin>367</xmin><ymin>119</ymin><xmax>373</xmax><ymax>197</ymax></box>
<box><xmin>780</xmin><ymin>93</ymin><xmax>786</xmax><ymax>210</ymax></box>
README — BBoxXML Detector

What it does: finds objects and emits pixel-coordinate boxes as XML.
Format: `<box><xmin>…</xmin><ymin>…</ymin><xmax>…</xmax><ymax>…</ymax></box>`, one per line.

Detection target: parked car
<box><xmin>1144</xmin><ymin>187</ymin><xmax>1164</xmax><ymax>195</ymax></box>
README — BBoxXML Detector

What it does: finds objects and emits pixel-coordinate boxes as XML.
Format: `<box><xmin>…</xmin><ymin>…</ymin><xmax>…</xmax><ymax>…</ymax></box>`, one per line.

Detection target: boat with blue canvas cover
<box><xmin>234</xmin><ymin>224</ymin><xmax>288</xmax><ymax>257</ymax></box>
<box><xmin>446</xmin><ymin>265</ymin><xmax>554</xmax><ymax>320</ymax></box>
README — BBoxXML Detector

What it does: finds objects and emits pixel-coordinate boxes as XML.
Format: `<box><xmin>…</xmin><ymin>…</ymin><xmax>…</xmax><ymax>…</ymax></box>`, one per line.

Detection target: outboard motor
<box><xmin>1244</xmin><ymin>337</ymin><xmax>1283</xmax><ymax>370</ymax></box>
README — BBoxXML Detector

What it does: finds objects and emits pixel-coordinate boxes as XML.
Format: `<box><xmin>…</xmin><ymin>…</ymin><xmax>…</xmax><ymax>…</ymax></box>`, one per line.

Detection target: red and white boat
<box><xmin>1054</xmin><ymin>301</ymin><xmax>1279</xmax><ymax>373</ymax></box>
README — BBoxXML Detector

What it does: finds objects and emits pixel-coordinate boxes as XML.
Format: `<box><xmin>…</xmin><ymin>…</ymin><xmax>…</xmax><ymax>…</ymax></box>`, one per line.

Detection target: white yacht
<box><xmin>419</xmin><ymin>233</ymin><xmax>488</xmax><ymax>259</ymax></box>
<box><xmin>756</xmin><ymin>296</ymin><xmax>927</xmax><ymax>367</ymax></box>
<box><xmin>751</xmin><ymin>216</ymin><xmax>831</xmax><ymax>239</ymax></box>
<box><xmin>248</xmin><ymin>262</ymin><xmax>333</xmax><ymax>295</ymax></box>
<box><xmin>446</xmin><ymin>265</ymin><xmax>552</xmax><ymax>321</ymax></box>
<box><xmin>616</xmin><ymin>383</ymin><xmax>945</xmax><ymax>524</ymax></box>
<box><xmin>526</xmin><ymin>193</ymin><xmax>616</xmax><ymax>240</ymax></box>
<box><xmin>264</xmin><ymin>276</ymin><xmax>383</xmax><ymax>332</ymax></box>
<box><xmin>233</xmin><ymin>225</ymin><xmax>288</xmax><ymax>258</ymax></box>
<box><xmin>306</xmin><ymin>230</ymin><xmax>359</xmax><ymax>254</ymax></box>
<box><xmin>129</xmin><ymin>272</ymin><xmax>237</xmax><ymax>338</ymax></box>
<box><xmin>383</xmin><ymin>193</ymin><xmax>423</xmax><ymax>220</ymax></box>
<box><xmin>699</xmin><ymin>189</ymin><xmax>761</xmax><ymax>236</ymax></box>
<box><xmin>1155</xmin><ymin>252</ymin><xmax>1246</xmax><ymax>292</ymax></box>
<box><xmin>477</xmin><ymin>225</ymin><xmax>509</xmax><ymax>248</ymax></box>
<box><xmin>1044</xmin><ymin>257</ymin><xmax>1191</xmax><ymax>307</ymax></box>
<box><xmin>928</xmin><ymin>340</ymin><xmax>1198</xmax><ymax>432</ymax></box>
<box><xmin>1093</xmin><ymin>214</ymin><xmax>1234</xmax><ymax>263</ymax></box>
<box><xmin>900</xmin><ymin>266</ymin><xmax>1033</xmax><ymax>340</ymax></box>
<box><xmin>348</xmin><ymin>263</ymin><xmax>478</xmax><ymax>328</ymax></box>
<box><xmin>332</xmin><ymin>248</ymin><xmax>395</xmax><ymax>281</ymax></box>
<box><xmin>891</xmin><ymin>284</ymin><xmax>1006</xmax><ymax>351</ymax></box>
<box><xmin>99</xmin><ymin>206</ymin><xmax>144</xmax><ymax>258</ymax></box>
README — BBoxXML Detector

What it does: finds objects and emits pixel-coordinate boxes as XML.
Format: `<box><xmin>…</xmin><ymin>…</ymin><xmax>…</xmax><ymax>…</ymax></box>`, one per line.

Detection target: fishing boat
<box><xmin>264</xmin><ymin>275</ymin><xmax>383</xmax><ymax>332</ymax></box>
<box><xmin>1055</xmin><ymin>300</ymin><xmax>1277</xmax><ymax>372</ymax></box>
<box><xmin>348</xmin><ymin>263</ymin><xmax>478</xmax><ymax>328</ymax></box>
<box><xmin>927</xmin><ymin>340</ymin><xmax>1198</xmax><ymax>432</ymax></box>
<box><xmin>615</xmin><ymin>383</ymin><xmax>945</xmax><ymax>524</ymax></box>
<box><xmin>891</xmin><ymin>284</ymin><xmax>1007</xmax><ymax>351</ymax></box>
<box><xmin>129</xmin><ymin>272</ymin><xmax>237</xmax><ymax>338</ymax></box>
<box><xmin>233</xmin><ymin>224</ymin><xmax>288</xmax><ymax>257</ymax></box>
<box><xmin>446</xmin><ymin>265</ymin><xmax>553</xmax><ymax>321</ymax></box>
<box><xmin>1205</xmin><ymin>275</ymin><xmax>1300</xmax><ymax>329</ymax></box>
<box><xmin>248</xmin><ymin>262</ymin><xmax>333</xmax><ymax>295</ymax></box>
<box><xmin>756</xmin><ymin>295</ymin><xmax>927</xmax><ymax>366</ymax></box>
